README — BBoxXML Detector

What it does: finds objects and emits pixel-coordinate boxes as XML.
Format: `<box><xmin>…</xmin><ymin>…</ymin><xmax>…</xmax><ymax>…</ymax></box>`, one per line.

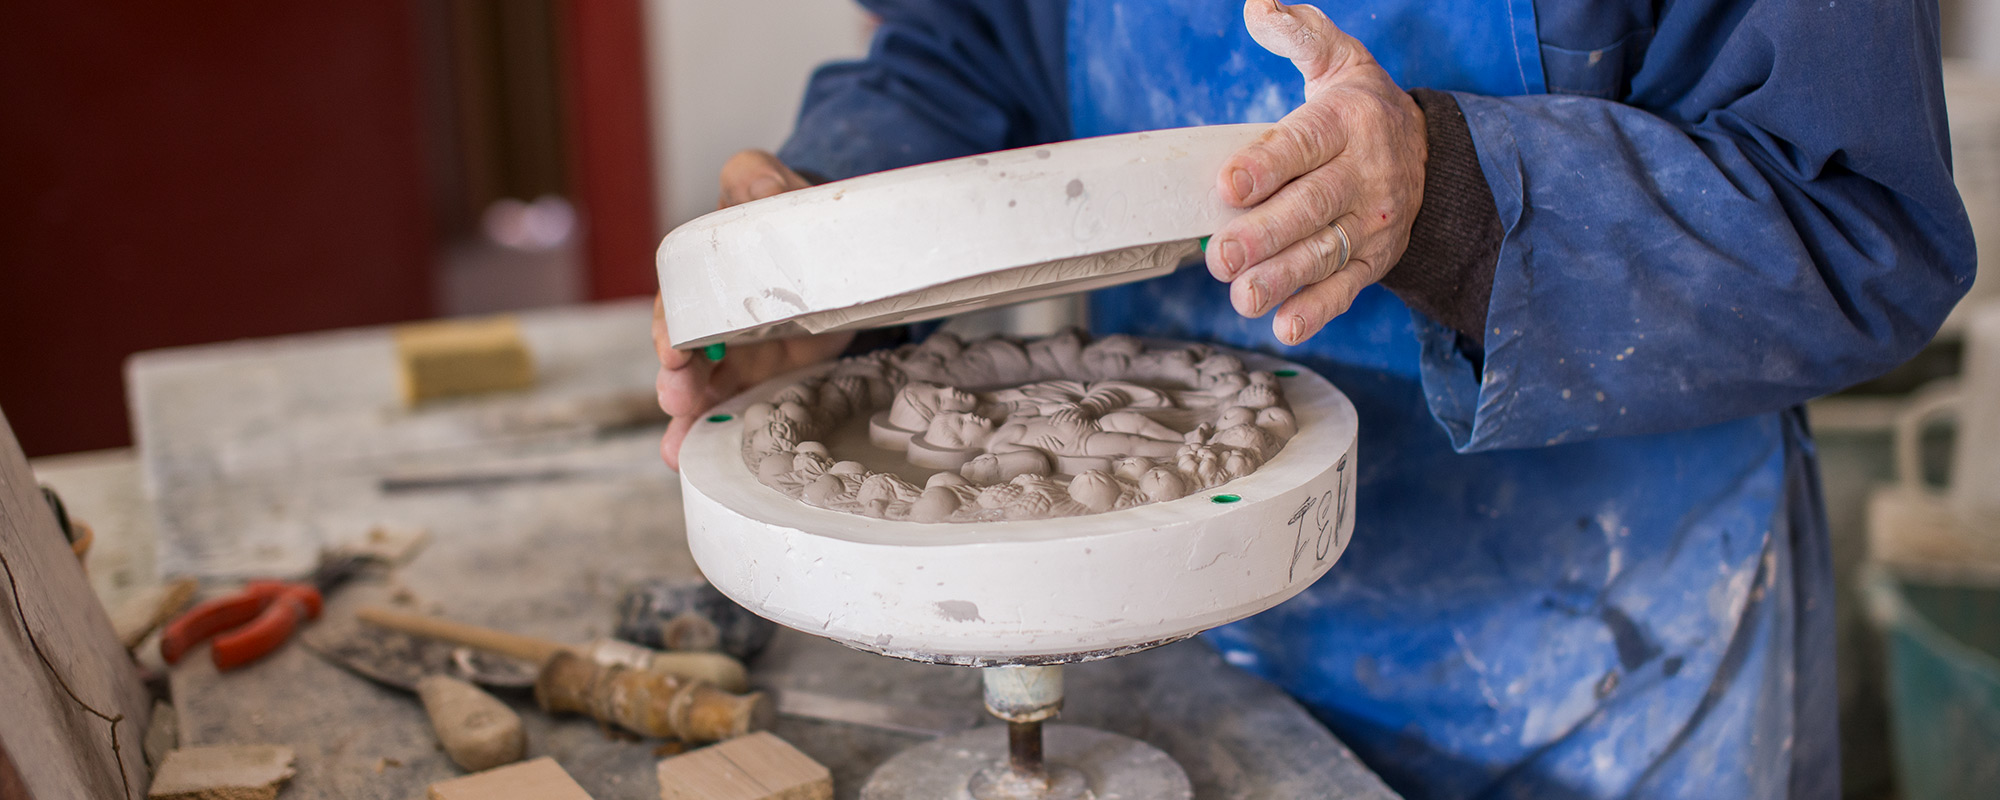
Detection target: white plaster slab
<box><xmin>678</xmin><ymin>350</ymin><xmax>1357</xmax><ymax>665</ymax></box>
<box><xmin>657</xmin><ymin>124</ymin><xmax>1271</xmax><ymax>349</ymax></box>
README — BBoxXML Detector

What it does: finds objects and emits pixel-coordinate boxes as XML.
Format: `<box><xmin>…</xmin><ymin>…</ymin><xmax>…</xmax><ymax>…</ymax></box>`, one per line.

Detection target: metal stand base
<box><xmin>859</xmin><ymin>724</ymin><xmax>1193</xmax><ymax>800</ymax></box>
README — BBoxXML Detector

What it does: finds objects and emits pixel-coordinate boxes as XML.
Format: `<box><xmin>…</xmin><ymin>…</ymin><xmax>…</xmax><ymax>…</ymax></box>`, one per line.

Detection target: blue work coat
<box><xmin>775</xmin><ymin>2</ymin><xmax>1976</xmax><ymax>797</ymax></box>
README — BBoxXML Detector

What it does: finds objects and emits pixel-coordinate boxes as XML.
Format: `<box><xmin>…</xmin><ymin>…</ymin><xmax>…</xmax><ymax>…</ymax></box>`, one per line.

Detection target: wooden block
<box><xmin>147</xmin><ymin>745</ymin><xmax>295</xmax><ymax>800</ymax></box>
<box><xmin>656</xmin><ymin>732</ymin><xmax>831</xmax><ymax>800</ymax></box>
<box><xmin>393</xmin><ymin>316</ymin><xmax>535</xmax><ymax>405</ymax></box>
<box><xmin>427</xmin><ymin>756</ymin><xmax>594</xmax><ymax>800</ymax></box>
<box><xmin>109</xmin><ymin>578</ymin><xmax>197</xmax><ymax>650</ymax></box>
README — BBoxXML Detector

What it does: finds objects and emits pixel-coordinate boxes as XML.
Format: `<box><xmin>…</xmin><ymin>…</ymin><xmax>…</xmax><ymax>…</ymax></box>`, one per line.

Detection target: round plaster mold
<box><xmin>678</xmin><ymin>344</ymin><xmax>1357</xmax><ymax>665</ymax></box>
<box><xmin>657</xmin><ymin>124</ymin><xmax>1272</xmax><ymax>350</ymax></box>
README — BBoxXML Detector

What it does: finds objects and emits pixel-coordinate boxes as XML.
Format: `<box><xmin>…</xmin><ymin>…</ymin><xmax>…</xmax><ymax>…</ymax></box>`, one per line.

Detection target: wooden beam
<box><xmin>0</xmin><ymin>405</ymin><xmax>152</xmax><ymax>797</ymax></box>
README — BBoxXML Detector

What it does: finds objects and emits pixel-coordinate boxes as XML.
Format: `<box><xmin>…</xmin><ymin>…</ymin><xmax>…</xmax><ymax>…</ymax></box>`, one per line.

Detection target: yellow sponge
<box><xmin>393</xmin><ymin>316</ymin><xmax>536</xmax><ymax>405</ymax></box>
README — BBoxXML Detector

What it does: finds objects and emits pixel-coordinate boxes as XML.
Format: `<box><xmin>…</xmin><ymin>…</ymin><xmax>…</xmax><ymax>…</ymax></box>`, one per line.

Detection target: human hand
<box><xmin>654</xmin><ymin>150</ymin><xmax>853</xmax><ymax>469</ymax></box>
<box><xmin>1205</xmin><ymin>0</ymin><xmax>1427</xmax><ymax>345</ymax></box>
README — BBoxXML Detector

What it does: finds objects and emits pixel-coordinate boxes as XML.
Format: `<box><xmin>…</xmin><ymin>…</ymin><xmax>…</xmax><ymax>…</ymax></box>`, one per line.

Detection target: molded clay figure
<box><xmin>913</xmin><ymin>406</ymin><xmax>1183</xmax><ymax>475</ymax></box>
<box><xmin>739</xmin><ymin>329</ymin><xmax>1297</xmax><ymax>522</ymax></box>
<box><xmin>990</xmin><ymin>379</ymin><xmax>1173</xmax><ymax>417</ymax></box>
<box><xmin>870</xmin><ymin>382</ymin><xmax>978</xmax><ymax>450</ymax></box>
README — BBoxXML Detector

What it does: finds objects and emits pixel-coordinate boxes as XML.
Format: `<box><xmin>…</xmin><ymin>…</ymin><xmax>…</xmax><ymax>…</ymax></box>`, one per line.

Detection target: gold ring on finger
<box><xmin>1330</xmin><ymin>221</ymin><xmax>1352</xmax><ymax>272</ymax></box>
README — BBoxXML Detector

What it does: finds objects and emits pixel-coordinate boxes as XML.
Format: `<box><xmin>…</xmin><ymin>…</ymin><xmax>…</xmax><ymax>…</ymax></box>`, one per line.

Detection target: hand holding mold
<box><xmin>653</xmin><ymin>149</ymin><xmax>852</xmax><ymax>470</ymax></box>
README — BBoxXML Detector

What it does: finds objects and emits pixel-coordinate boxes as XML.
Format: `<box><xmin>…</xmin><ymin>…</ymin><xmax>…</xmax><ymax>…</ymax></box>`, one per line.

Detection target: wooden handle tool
<box><xmin>534</xmin><ymin>651</ymin><xmax>771</xmax><ymax>742</ymax></box>
<box><xmin>356</xmin><ymin>605</ymin><xmax>564</xmax><ymax>663</ymax></box>
<box><xmin>354</xmin><ymin>605</ymin><xmax>751</xmax><ymax>691</ymax></box>
<box><xmin>586</xmin><ymin>636</ymin><xmax>750</xmax><ymax>692</ymax></box>
<box><xmin>415</xmin><ymin>675</ymin><xmax>526</xmax><ymax>772</ymax></box>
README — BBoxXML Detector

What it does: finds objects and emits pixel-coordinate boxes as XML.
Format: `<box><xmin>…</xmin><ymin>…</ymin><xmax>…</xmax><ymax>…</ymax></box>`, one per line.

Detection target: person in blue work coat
<box><xmin>654</xmin><ymin>1</ymin><xmax>1977</xmax><ymax>797</ymax></box>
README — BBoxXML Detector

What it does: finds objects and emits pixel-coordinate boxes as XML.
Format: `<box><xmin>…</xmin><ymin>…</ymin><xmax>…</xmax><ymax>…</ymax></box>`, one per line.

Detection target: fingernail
<box><xmin>1244</xmin><ymin>280</ymin><xmax>1266</xmax><ymax>316</ymax></box>
<box><xmin>1220</xmin><ymin>239</ymin><xmax>1246</xmax><ymax>275</ymax></box>
<box><xmin>1230</xmin><ymin>169</ymin><xmax>1254</xmax><ymax>201</ymax></box>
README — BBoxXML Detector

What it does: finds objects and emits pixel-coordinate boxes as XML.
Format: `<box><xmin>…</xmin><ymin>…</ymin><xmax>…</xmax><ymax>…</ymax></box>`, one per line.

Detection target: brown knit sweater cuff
<box><xmin>1379</xmin><ymin>88</ymin><xmax>1504</xmax><ymax>349</ymax></box>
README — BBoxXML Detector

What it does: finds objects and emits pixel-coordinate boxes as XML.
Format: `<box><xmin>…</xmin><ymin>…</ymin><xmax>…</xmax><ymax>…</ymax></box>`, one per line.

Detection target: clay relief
<box><xmin>738</xmin><ymin>330</ymin><xmax>1298</xmax><ymax>522</ymax></box>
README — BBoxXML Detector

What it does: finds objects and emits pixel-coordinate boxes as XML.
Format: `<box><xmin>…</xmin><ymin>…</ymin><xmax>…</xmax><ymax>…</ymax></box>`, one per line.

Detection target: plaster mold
<box><xmin>739</xmin><ymin>330</ymin><xmax>1299</xmax><ymax>523</ymax></box>
<box><xmin>656</xmin><ymin>124</ymin><xmax>1271</xmax><ymax>349</ymax></box>
<box><xmin>677</xmin><ymin>336</ymin><xmax>1358</xmax><ymax>664</ymax></box>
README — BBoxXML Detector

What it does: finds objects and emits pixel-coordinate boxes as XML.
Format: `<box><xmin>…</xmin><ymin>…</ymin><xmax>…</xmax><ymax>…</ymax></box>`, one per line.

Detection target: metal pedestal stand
<box><xmin>860</xmin><ymin>666</ymin><xmax>1193</xmax><ymax>800</ymax></box>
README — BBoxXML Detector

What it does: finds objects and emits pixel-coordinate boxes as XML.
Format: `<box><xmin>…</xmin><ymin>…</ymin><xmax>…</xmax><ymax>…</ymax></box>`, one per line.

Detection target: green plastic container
<box><xmin>1864</xmin><ymin>567</ymin><xmax>2000</xmax><ymax>799</ymax></box>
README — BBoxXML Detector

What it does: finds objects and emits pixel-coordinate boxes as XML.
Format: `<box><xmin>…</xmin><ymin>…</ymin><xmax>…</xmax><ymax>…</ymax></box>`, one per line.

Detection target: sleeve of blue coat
<box><xmin>775</xmin><ymin>0</ymin><xmax>1069</xmax><ymax>182</ymax></box>
<box><xmin>1418</xmin><ymin>0</ymin><xmax>1977</xmax><ymax>451</ymax></box>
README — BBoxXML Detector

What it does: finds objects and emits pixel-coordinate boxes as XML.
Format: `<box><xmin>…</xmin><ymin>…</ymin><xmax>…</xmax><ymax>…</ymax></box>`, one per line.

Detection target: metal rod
<box><xmin>1007</xmin><ymin>719</ymin><xmax>1046</xmax><ymax>781</ymax></box>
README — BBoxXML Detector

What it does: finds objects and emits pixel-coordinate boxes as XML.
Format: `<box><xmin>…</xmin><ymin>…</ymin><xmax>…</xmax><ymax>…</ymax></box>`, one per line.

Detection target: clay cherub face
<box><xmin>925</xmin><ymin>411</ymin><xmax>997</xmax><ymax>449</ymax></box>
<box><xmin>887</xmin><ymin>382</ymin><xmax>980</xmax><ymax>432</ymax></box>
<box><xmin>937</xmin><ymin>386</ymin><xmax>978</xmax><ymax>413</ymax></box>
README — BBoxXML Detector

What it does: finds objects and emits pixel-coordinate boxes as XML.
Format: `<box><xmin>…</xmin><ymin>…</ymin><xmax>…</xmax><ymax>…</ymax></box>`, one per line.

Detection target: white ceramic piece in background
<box><xmin>656</xmin><ymin>124</ymin><xmax>1270</xmax><ymax>349</ymax></box>
<box><xmin>1892</xmin><ymin>303</ymin><xmax>2000</xmax><ymax>542</ymax></box>
<box><xmin>677</xmin><ymin>349</ymin><xmax>1357</xmax><ymax>665</ymax></box>
<box><xmin>1947</xmin><ymin>304</ymin><xmax>2000</xmax><ymax>523</ymax></box>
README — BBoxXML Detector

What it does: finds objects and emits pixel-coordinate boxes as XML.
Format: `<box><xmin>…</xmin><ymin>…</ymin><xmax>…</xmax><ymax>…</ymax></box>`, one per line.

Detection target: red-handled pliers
<box><xmin>160</xmin><ymin>555</ymin><xmax>366</xmax><ymax>671</ymax></box>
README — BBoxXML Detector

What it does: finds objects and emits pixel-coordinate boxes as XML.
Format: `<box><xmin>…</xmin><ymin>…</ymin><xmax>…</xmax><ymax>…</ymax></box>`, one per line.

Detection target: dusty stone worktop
<box><xmin>30</xmin><ymin>300</ymin><xmax>1399</xmax><ymax>800</ymax></box>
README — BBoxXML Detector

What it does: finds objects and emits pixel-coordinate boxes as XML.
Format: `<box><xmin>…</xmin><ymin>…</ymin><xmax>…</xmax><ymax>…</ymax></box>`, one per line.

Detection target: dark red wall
<box><xmin>564</xmin><ymin>0</ymin><xmax>660</xmax><ymax>301</ymax></box>
<box><xmin>0</xmin><ymin>4</ymin><xmax>437</xmax><ymax>457</ymax></box>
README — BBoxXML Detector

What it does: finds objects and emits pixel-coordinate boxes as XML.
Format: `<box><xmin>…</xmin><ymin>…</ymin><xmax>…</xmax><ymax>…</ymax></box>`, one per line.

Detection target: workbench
<box><xmin>32</xmin><ymin>300</ymin><xmax>1402</xmax><ymax>800</ymax></box>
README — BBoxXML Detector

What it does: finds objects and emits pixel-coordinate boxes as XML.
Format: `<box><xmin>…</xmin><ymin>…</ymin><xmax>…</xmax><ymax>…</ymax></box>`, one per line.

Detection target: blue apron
<box><xmin>1070</xmin><ymin>4</ymin><xmax>1824</xmax><ymax>799</ymax></box>
<box><xmin>777</xmin><ymin>0</ymin><xmax>1974</xmax><ymax>795</ymax></box>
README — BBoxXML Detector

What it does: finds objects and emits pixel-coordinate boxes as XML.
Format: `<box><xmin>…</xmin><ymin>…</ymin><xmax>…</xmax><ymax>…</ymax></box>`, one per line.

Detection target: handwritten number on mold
<box><xmin>1333</xmin><ymin>457</ymin><xmax>1350</xmax><ymax>552</ymax></box>
<box><xmin>1286</xmin><ymin>458</ymin><xmax>1349</xmax><ymax>582</ymax></box>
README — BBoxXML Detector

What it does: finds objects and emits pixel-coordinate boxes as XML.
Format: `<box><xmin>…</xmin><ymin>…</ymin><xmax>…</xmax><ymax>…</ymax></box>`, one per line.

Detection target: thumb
<box><xmin>1243</xmin><ymin>0</ymin><xmax>1365</xmax><ymax>89</ymax></box>
<box><xmin>719</xmin><ymin>150</ymin><xmax>809</xmax><ymax>209</ymax></box>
